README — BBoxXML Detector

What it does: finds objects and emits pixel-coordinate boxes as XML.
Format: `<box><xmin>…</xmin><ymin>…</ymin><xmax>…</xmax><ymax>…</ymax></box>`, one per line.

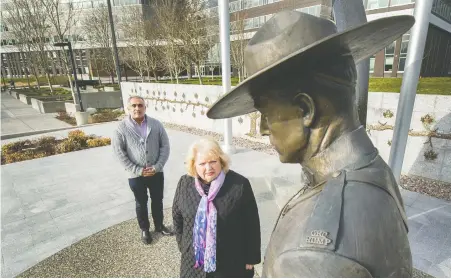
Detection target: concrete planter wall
<box><xmin>65</xmin><ymin>102</ymin><xmax>81</xmax><ymax>116</ymax></box>
<box><xmin>104</xmin><ymin>86</ymin><xmax>116</xmax><ymax>92</ymax></box>
<box><xmin>11</xmin><ymin>91</ymin><xmax>20</xmax><ymax>99</ymax></box>
<box><xmin>80</xmin><ymin>91</ymin><xmax>122</xmax><ymax>109</ymax></box>
<box><xmin>121</xmin><ymin>82</ymin><xmax>451</xmax><ymax>183</ymax></box>
<box><xmin>30</xmin><ymin>98</ymin><xmax>67</xmax><ymax>113</ymax></box>
<box><xmin>18</xmin><ymin>94</ymin><xmax>33</xmax><ymax>105</ymax></box>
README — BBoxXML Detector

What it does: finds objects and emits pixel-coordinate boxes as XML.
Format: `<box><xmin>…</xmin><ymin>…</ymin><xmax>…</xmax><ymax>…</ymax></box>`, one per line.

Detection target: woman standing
<box><xmin>172</xmin><ymin>138</ymin><xmax>261</xmax><ymax>278</ymax></box>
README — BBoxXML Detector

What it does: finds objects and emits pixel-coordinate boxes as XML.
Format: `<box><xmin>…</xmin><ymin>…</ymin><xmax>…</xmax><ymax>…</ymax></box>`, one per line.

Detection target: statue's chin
<box><xmin>278</xmin><ymin>153</ymin><xmax>298</xmax><ymax>164</ymax></box>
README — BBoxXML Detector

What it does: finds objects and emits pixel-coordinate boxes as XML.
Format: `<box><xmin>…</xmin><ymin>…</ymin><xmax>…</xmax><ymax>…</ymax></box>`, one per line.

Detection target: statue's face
<box><xmin>256</xmin><ymin>96</ymin><xmax>309</xmax><ymax>164</ymax></box>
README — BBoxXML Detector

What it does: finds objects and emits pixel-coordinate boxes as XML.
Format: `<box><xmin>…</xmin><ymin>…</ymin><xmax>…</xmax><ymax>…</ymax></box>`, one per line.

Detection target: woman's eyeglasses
<box><xmin>130</xmin><ymin>104</ymin><xmax>144</xmax><ymax>108</ymax></box>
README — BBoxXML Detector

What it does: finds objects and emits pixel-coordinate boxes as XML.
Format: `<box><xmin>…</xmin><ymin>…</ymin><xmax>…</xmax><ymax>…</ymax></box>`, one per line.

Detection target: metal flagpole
<box><xmin>218</xmin><ymin>0</ymin><xmax>235</xmax><ymax>154</ymax></box>
<box><xmin>388</xmin><ymin>0</ymin><xmax>432</xmax><ymax>183</ymax></box>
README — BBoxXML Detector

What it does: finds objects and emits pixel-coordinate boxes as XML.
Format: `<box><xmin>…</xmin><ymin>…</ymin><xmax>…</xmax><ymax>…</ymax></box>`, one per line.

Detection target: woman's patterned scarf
<box><xmin>193</xmin><ymin>171</ymin><xmax>226</xmax><ymax>272</ymax></box>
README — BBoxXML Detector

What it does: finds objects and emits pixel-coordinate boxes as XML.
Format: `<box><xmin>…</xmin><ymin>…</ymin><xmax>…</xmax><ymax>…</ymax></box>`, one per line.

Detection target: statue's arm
<box><xmin>272</xmin><ymin>249</ymin><xmax>372</xmax><ymax>278</ymax></box>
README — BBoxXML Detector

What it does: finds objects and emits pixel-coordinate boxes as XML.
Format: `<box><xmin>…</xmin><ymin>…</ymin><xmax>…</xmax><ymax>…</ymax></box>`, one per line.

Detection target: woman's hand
<box><xmin>245</xmin><ymin>264</ymin><xmax>253</xmax><ymax>270</ymax></box>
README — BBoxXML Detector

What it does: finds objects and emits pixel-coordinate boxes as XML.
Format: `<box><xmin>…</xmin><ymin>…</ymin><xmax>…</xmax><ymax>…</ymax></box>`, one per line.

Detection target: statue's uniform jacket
<box><xmin>262</xmin><ymin>128</ymin><xmax>412</xmax><ymax>278</ymax></box>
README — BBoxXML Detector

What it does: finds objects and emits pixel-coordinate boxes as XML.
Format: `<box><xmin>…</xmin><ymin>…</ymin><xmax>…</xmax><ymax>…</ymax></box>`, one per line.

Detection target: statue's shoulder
<box><xmin>271</xmin><ymin>249</ymin><xmax>372</xmax><ymax>278</ymax></box>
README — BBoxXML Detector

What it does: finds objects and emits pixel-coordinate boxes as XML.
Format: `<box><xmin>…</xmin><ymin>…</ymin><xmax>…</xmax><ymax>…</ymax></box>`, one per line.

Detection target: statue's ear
<box><xmin>293</xmin><ymin>93</ymin><xmax>315</xmax><ymax>127</ymax></box>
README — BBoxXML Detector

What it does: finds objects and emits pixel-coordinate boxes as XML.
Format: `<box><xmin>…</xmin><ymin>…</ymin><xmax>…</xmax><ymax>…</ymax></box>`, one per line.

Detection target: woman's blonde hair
<box><xmin>185</xmin><ymin>137</ymin><xmax>230</xmax><ymax>177</ymax></box>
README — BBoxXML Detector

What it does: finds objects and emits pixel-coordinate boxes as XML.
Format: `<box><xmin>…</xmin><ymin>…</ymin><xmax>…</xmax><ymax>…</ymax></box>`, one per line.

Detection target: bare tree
<box><xmin>119</xmin><ymin>6</ymin><xmax>162</xmax><ymax>82</ymax></box>
<box><xmin>230</xmin><ymin>12</ymin><xmax>248</xmax><ymax>83</ymax></box>
<box><xmin>178</xmin><ymin>0</ymin><xmax>215</xmax><ymax>85</ymax></box>
<box><xmin>18</xmin><ymin>0</ymin><xmax>55</xmax><ymax>92</ymax></box>
<box><xmin>153</xmin><ymin>0</ymin><xmax>188</xmax><ymax>84</ymax></box>
<box><xmin>3</xmin><ymin>0</ymin><xmax>42</xmax><ymax>89</ymax></box>
<box><xmin>83</xmin><ymin>5</ymin><xmax>117</xmax><ymax>83</ymax></box>
<box><xmin>40</xmin><ymin>0</ymin><xmax>80</xmax><ymax>95</ymax></box>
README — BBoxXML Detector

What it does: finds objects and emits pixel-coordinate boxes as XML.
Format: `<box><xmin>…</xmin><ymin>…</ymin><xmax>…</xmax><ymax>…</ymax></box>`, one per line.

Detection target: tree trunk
<box><xmin>196</xmin><ymin>65</ymin><xmax>203</xmax><ymax>85</ymax></box>
<box><xmin>45</xmin><ymin>72</ymin><xmax>53</xmax><ymax>93</ymax></box>
<box><xmin>31</xmin><ymin>66</ymin><xmax>41</xmax><ymax>89</ymax></box>
<box><xmin>25</xmin><ymin>71</ymin><xmax>31</xmax><ymax>88</ymax></box>
<box><xmin>238</xmin><ymin>69</ymin><xmax>242</xmax><ymax>83</ymax></box>
<box><xmin>187</xmin><ymin>66</ymin><xmax>192</xmax><ymax>79</ymax></box>
<box><xmin>169</xmin><ymin>69</ymin><xmax>174</xmax><ymax>82</ymax></box>
<box><xmin>153</xmin><ymin>70</ymin><xmax>158</xmax><ymax>83</ymax></box>
<box><xmin>67</xmin><ymin>73</ymin><xmax>75</xmax><ymax>95</ymax></box>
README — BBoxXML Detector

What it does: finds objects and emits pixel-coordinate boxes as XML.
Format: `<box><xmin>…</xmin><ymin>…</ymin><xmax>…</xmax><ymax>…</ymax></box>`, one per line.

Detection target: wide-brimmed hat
<box><xmin>207</xmin><ymin>10</ymin><xmax>414</xmax><ymax>119</ymax></box>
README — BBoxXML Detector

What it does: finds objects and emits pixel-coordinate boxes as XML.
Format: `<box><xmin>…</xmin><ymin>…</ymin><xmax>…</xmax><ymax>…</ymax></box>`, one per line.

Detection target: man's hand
<box><xmin>142</xmin><ymin>166</ymin><xmax>156</xmax><ymax>177</ymax></box>
<box><xmin>245</xmin><ymin>264</ymin><xmax>253</xmax><ymax>270</ymax></box>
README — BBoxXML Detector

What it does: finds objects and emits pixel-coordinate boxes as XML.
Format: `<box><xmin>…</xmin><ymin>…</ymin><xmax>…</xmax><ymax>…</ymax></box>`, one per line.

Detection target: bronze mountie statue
<box><xmin>207</xmin><ymin>11</ymin><xmax>415</xmax><ymax>277</ymax></box>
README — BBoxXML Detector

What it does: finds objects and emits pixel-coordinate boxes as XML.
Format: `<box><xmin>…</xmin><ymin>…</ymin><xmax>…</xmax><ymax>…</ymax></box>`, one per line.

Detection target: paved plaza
<box><xmin>1</xmin><ymin>92</ymin><xmax>72</xmax><ymax>138</ymax></box>
<box><xmin>1</xmin><ymin>92</ymin><xmax>451</xmax><ymax>277</ymax></box>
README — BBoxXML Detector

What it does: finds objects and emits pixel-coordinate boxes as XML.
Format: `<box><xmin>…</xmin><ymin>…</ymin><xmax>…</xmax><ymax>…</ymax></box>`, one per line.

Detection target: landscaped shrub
<box><xmin>68</xmin><ymin>130</ymin><xmax>89</xmax><ymax>144</ymax></box>
<box><xmin>87</xmin><ymin>138</ymin><xmax>111</xmax><ymax>147</ymax></box>
<box><xmin>91</xmin><ymin>109</ymin><xmax>123</xmax><ymax>123</ymax></box>
<box><xmin>55</xmin><ymin>138</ymin><xmax>84</xmax><ymax>153</ymax></box>
<box><xmin>1</xmin><ymin>130</ymin><xmax>111</xmax><ymax>165</ymax></box>
<box><xmin>56</xmin><ymin>109</ymin><xmax>124</xmax><ymax>126</ymax></box>
<box><xmin>2</xmin><ymin>140</ymin><xmax>32</xmax><ymax>155</ymax></box>
<box><xmin>35</xmin><ymin>136</ymin><xmax>58</xmax><ymax>155</ymax></box>
<box><xmin>56</xmin><ymin>111</ymin><xmax>77</xmax><ymax>126</ymax></box>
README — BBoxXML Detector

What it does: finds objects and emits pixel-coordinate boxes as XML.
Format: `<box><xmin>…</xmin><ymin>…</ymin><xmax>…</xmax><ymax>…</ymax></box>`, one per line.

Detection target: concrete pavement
<box><xmin>1</xmin><ymin>122</ymin><xmax>451</xmax><ymax>277</ymax></box>
<box><xmin>1</xmin><ymin>91</ymin><xmax>72</xmax><ymax>138</ymax></box>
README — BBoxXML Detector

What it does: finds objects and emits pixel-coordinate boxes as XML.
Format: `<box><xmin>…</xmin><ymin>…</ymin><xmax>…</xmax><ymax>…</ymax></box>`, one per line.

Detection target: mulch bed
<box><xmin>401</xmin><ymin>175</ymin><xmax>451</xmax><ymax>201</ymax></box>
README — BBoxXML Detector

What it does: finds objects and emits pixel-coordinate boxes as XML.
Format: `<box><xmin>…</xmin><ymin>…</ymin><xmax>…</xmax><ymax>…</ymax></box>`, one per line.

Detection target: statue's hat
<box><xmin>207</xmin><ymin>11</ymin><xmax>414</xmax><ymax>119</ymax></box>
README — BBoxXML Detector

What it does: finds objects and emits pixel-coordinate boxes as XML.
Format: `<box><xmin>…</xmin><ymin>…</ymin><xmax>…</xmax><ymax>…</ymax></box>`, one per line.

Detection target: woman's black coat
<box><xmin>172</xmin><ymin>170</ymin><xmax>261</xmax><ymax>278</ymax></box>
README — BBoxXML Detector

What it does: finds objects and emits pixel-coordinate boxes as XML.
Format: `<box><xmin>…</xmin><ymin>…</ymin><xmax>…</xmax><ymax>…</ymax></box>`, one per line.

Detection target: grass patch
<box><xmin>156</xmin><ymin>77</ymin><xmax>451</xmax><ymax>95</ymax></box>
<box><xmin>15</xmin><ymin>88</ymin><xmax>73</xmax><ymax>101</ymax></box>
<box><xmin>1</xmin><ymin>130</ymin><xmax>111</xmax><ymax>165</ymax></box>
<box><xmin>6</xmin><ymin>76</ymin><xmax>72</xmax><ymax>87</ymax></box>
<box><xmin>369</xmin><ymin>77</ymin><xmax>451</xmax><ymax>95</ymax></box>
<box><xmin>158</xmin><ymin>77</ymin><xmax>240</xmax><ymax>86</ymax></box>
<box><xmin>56</xmin><ymin>109</ymin><xmax>124</xmax><ymax>126</ymax></box>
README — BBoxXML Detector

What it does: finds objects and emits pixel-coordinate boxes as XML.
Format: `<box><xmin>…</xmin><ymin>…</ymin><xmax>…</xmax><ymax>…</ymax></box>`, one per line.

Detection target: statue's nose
<box><xmin>259</xmin><ymin>114</ymin><xmax>270</xmax><ymax>136</ymax></box>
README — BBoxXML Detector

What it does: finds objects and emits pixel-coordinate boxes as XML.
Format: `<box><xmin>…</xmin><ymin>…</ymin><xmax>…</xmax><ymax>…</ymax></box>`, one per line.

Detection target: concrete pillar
<box><xmin>391</xmin><ymin>38</ymin><xmax>402</xmax><ymax>77</ymax></box>
<box><xmin>374</xmin><ymin>49</ymin><xmax>385</xmax><ymax>77</ymax></box>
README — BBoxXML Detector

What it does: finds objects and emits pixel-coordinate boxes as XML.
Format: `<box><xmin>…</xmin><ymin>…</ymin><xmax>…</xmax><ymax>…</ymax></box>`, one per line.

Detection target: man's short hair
<box><xmin>127</xmin><ymin>95</ymin><xmax>145</xmax><ymax>106</ymax></box>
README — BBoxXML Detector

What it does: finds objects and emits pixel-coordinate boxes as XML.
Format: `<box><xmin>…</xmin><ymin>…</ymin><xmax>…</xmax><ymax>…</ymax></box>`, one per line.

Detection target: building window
<box><xmin>390</xmin><ymin>0</ymin><xmax>415</xmax><ymax>6</ymax></box>
<box><xmin>432</xmin><ymin>0</ymin><xmax>451</xmax><ymax>23</ymax></box>
<box><xmin>384</xmin><ymin>41</ymin><xmax>395</xmax><ymax>72</ymax></box>
<box><xmin>364</xmin><ymin>0</ymin><xmax>389</xmax><ymax>10</ymax></box>
<box><xmin>296</xmin><ymin>5</ymin><xmax>321</xmax><ymax>17</ymax></box>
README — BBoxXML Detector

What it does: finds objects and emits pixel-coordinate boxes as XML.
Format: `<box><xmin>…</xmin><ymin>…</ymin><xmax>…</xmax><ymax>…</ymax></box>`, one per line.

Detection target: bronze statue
<box><xmin>207</xmin><ymin>11</ymin><xmax>415</xmax><ymax>277</ymax></box>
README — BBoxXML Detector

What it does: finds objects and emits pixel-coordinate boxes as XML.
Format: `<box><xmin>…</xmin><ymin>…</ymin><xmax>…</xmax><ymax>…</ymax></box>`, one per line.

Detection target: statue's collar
<box><xmin>303</xmin><ymin>126</ymin><xmax>378</xmax><ymax>185</ymax></box>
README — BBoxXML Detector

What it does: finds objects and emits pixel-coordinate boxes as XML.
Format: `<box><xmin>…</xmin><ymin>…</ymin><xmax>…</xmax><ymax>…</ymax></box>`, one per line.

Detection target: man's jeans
<box><xmin>128</xmin><ymin>172</ymin><xmax>164</xmax><ymax>231</ymax></box>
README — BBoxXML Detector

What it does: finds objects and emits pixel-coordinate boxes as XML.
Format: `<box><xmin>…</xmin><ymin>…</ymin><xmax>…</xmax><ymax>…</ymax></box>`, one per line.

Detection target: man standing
<box><xmin>207</xmin><ymin>11</ymin><xmax>414</xmax><ymax>277</ymax></box>
<box><xmin>113</xmin><ymin>95</ymin><xmax>173</xmax><ymax>244</ymax></box>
